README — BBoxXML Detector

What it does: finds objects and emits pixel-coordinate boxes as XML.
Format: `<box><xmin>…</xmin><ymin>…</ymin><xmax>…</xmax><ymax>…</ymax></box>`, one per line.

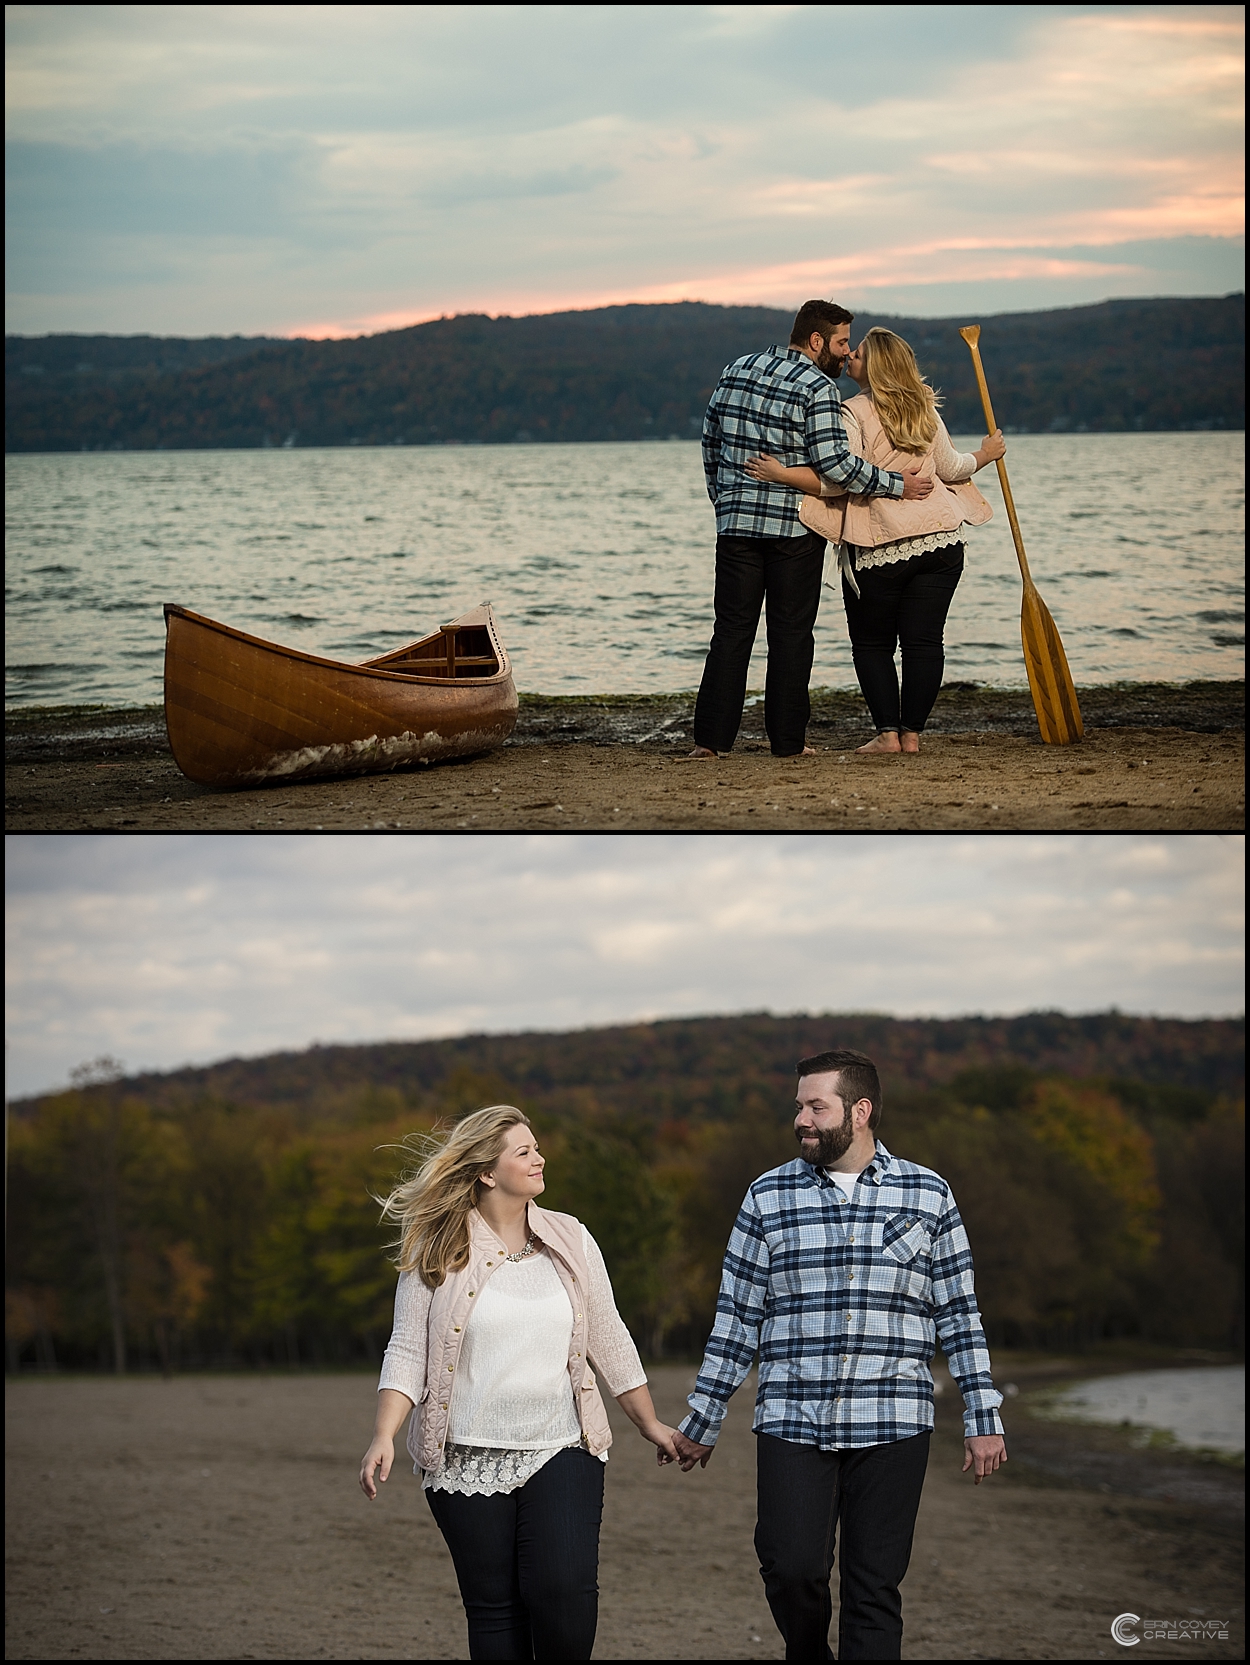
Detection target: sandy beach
<box><xmin>5</xmin><ymin>682</ymin><xmax>1244</xmax><ymax>832</ymax></box>
<box><xmin>4</xmin><ymin>1356</ymin><xmax>1242</xmax><ymax>1661</ymax></box>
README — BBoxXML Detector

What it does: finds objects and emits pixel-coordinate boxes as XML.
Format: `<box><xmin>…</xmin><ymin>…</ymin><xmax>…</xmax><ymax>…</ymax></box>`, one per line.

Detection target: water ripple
<box><xmin>4</xmin><ymin>434</ymin><xmax>1245</xmax><ymax>706</ymax></box>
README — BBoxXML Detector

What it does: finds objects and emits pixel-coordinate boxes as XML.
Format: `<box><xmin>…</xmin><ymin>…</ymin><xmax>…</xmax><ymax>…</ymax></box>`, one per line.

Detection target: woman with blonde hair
<box><xmin>746</xmin><ymin>326</ymin><xmax>1005</xmax><ymax>753</ymax></box>
<box><xmin>359</xmin><ymin>1104</ymin><xmax>679</xmax><ymax>1660</ymax></box>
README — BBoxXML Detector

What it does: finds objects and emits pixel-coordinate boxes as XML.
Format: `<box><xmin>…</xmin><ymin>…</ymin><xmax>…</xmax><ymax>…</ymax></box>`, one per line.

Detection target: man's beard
<box><xmin>796</xmin><ymin>1103</ymin><xmax>854</xmax><ymax>1167</ymax></box>
<box><xmin>815</xmin><ymin>341</ymin><xmax>847</xmax><ymax>379</ymax></box>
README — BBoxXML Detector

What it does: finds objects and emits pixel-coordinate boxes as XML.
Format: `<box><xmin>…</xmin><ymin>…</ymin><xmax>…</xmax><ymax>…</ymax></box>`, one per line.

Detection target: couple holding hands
<box><xmin>690</xmin><ymin>300</ymin><xmax>1006</xmax><ymax>760</ymax></box>
<box><xmin>360</xmin><ymin>1048</ymin><xmax>1007</xmax><ymax>1660</ymax></box>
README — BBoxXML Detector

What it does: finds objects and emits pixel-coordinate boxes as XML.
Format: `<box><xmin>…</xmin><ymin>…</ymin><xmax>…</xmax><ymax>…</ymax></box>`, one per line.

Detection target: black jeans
<box><xmin>693</xmin><ymin>530</ymin><xmax>826</xmax><ymax>756</ymax></box>
<box><xmin>755</xmin><ymin>1431</ymin><xmax>930</xmax><ymax>1661</ymax></box>
<box><xmin>425</xmin><ymin>1446</ymin><xmax>604</xmax><ymax>1660</ymax></box>
<box><xmin>841</xmin><ymin>542</ymin><xmax>964</xmax><ymax>733</ymax></box>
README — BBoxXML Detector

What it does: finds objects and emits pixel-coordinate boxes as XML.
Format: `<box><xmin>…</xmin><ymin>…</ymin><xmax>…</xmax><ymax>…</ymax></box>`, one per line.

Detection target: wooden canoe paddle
<box><xmin>959</xmin><ymin>325</ymin><xmax>1083</xmax><ymax>745</ymax></box>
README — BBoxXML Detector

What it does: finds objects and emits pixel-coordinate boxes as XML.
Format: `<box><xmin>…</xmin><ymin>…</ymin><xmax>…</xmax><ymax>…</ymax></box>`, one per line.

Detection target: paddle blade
<box><xmin>1020</xmin><ymin>583</ymin><xmax>1084</xmax><ymax>745</ymax></box>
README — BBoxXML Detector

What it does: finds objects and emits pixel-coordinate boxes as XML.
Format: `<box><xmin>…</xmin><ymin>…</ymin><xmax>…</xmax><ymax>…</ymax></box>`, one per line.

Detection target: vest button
<box><xmin>468</xmin><ymin>1291</ymin><xmax>475</xmax><ymax>1297</ymax></box>
<box><xmin>453</xmin><ymin>1326</ymin><xmax>461</xmax><ymax>1333</ymax></box>
<box><xmin>447</xmin><ymin>1364</ymin><xmax>454</xmax><ymax>1372</ymax></box>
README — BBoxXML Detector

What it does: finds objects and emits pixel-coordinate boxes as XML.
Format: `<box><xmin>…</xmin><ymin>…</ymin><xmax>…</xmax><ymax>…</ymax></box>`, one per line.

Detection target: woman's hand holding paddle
<box><xmin>973</xmin><ymin>430</ymin><xmax>1006</xmax><ymax>469</ymax></box>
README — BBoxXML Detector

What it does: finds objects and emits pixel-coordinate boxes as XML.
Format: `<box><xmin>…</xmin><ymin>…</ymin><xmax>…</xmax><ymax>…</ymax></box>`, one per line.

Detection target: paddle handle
<box><xmin>958</xmin><ymin>326</ymin><xmax>1033</xmax><ymax>587</ymax></box>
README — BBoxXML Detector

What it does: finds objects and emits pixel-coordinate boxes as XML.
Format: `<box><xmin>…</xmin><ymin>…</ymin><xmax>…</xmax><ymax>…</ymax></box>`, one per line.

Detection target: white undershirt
<box><xmin>826</xmin><ymin>1167</ymin><xmax>863</xmax><ymax>1202</ymax></box>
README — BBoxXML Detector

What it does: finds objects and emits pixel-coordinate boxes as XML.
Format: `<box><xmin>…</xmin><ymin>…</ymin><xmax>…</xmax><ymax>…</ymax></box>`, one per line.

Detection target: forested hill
<box><xmin>6</xmin><ymin>293</ymin><xmax>1243</xmax><ymax>453</ymax></box>
<box><xmin>7</xmin><ymin>1011</ymin><xmax>1243</xmax><ymax>1370</ymax></box>
<box><xmin>13</xmin><ymin>1009</ymin><xmax>1242</xmax><ymax>1124</ymax></box>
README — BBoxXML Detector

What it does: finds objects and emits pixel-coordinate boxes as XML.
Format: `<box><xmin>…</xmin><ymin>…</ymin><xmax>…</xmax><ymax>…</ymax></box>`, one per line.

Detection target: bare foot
<box><xmin>776</xmin><ymin>746</ymin><xmax>819</xmax><ymax>758</ymax></box>
<box><xmin>682</xmin><ymin>746</ymin><xmax>718</xmax><ymax>760</ymax></box>
<box><xmin>856</xmin><ymin>734</ymin><xmax>902</xmax><ymax>755</ymax></box>
<box><xmin>900</xmin><ymin>730</ymin><xmax>921</xmax><ymax>754</ymax></box>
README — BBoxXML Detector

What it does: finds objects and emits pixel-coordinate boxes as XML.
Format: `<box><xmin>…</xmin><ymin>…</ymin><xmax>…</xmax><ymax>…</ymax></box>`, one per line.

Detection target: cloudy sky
<box><xmin>5</xmin><ymin>4</ymin><xmax>1243</xmax><ymax>337</ymax></box>
<box><xmin>5</xmin><ymin>832</ymin><xmax>1242</xmax><ymax>1098</ymax></box>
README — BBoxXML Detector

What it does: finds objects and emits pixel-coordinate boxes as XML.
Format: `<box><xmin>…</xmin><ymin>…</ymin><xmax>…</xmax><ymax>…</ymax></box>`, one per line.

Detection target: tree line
<box><xmin>6</xmin><ymin>1013</ymin><xmax>1242</xmax><ymax>1373</ymax></box>
<box><xmin>6</xmin><ymin>294</ymin><xmax>1243</xmax><ymax>453</ymax></box>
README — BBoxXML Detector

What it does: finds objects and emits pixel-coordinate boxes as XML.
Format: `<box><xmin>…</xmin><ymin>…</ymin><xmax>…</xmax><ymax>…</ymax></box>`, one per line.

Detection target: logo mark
<box><xmin>1112</xmin><ymin>1613</ymin><xmax>1141</xmax><ymax>1647</ymax></box>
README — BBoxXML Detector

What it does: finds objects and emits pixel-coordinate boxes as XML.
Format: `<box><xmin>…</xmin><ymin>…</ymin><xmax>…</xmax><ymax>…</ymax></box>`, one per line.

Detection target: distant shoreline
<box><xmin>7</xmin><ymin>295</ymin><xmax>1242</xmax><ymax>451</ymax></box>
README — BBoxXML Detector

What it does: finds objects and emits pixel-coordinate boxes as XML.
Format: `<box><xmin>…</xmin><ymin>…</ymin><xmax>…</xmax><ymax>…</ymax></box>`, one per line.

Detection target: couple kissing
<box><xmin>689</xmin><ymin>300</ymin><xmax>1005</xmax><ymax>760</ymax></box>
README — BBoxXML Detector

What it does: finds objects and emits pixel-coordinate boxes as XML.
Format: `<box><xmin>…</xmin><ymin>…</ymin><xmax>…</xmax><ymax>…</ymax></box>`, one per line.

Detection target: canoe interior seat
<box><xmin>369</xmin><ymin>625</ymin><xmax>500</xmax><ymax>678</ymax></box>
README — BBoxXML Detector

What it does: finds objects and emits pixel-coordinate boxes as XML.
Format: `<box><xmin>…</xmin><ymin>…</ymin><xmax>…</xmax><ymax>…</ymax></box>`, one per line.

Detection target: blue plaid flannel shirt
<box><xmin>702</xmin><ymin>345</ymin><xmax>904</xmax><ymax>537</ymax></box>
<box><xmin>680</xmin><ymin>1143</ymin><xmax>1005</xmax><ymax>1450</ymax></box>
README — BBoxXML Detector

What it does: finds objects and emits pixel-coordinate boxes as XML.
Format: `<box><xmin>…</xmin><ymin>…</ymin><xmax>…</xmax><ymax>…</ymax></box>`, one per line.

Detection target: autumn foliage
<box><xmin>5</xmin><ymin>1013</ymin><xmax>1243</xmax><ymax>1373</ymax></box>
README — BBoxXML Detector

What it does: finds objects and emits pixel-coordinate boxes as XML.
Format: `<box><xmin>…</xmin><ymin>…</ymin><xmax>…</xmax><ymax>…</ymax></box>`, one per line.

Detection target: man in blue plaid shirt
<box><xmin>690</xmin><ymin>301</ymin><xmax>934</xmax><ymax>760</ymax></box>
<box><xmin>673</xmin><ymin>1047</ymin><xmax>1007</xmax><ymax>1662</ymax></box>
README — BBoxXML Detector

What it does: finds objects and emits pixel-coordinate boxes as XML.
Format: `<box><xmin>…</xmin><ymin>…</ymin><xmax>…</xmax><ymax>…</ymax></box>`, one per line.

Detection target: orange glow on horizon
<box><xmin>277</xmin><ymin>227</ymin><xmax>1243</xmax><ymax>340</ymax></box>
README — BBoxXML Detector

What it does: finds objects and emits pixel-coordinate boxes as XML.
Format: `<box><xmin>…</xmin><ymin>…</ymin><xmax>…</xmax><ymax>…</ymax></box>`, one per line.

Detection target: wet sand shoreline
<box><xmin>6</xmin><ymin>681</ymin><xmax>1244</xmax><ymax>831</ymax></box>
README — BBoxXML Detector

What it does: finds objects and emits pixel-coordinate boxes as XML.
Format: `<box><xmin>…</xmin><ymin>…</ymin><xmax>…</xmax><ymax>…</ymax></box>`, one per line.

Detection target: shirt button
<box><xmin>848</xmin><ymin>1274</ymin><xmax>854</xmax><ymax>1282</ymax></box>
<box><xmin>848</xmin><ymin>1235</ymin><xmax>854</xmax><ymax>1243</ymax></box>
<box><xmin>843</xmin><ymin>1355</ymin><xmax>849</xmax><ymax>1362</ymax></box>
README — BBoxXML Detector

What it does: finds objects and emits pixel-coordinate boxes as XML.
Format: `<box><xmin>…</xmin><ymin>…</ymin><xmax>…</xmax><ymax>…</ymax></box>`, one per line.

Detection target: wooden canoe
<box><xmin>163</xmin><ymin>602</ymin><xmax>517</xmax><ymax>786</ymax></box>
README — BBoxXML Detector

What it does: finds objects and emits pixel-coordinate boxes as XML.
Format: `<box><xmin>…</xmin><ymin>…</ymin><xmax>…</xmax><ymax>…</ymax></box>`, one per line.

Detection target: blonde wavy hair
<box><xmin>860</xmin><ymin>327</ymin><xmax>941</xmax><ymax>454</ymax></box>
<box><xmin>377</xmin><ymin>1105</ymin><xmax>532</xmax><ymax>1288</ymax></box>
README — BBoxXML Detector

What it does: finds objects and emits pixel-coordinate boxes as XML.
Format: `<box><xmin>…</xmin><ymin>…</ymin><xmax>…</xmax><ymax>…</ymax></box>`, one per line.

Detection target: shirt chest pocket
<box><xmin>880</xmin><ymin>1214</ymin><xmax>933</xmax><ymax>1266</ymax></box>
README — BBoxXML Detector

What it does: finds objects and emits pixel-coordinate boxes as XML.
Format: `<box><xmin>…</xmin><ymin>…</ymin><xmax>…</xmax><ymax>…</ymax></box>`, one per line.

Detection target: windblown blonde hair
<box><xmin>377</xmin><ymin>1105</ymin><xmax>531</xmax><ymax>1288</ymax></box>
<box><xmin>861</xmin><ymin>327</ymin><xmax>941</xmax><ymax>454</ymax></box>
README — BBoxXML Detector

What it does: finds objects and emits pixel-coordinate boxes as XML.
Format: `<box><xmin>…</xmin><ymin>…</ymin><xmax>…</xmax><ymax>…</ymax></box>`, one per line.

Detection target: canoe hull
<box><xmin>164</xmin><ymin>604</ymin><xmax>518</xmax><ymax>787</ymax></box>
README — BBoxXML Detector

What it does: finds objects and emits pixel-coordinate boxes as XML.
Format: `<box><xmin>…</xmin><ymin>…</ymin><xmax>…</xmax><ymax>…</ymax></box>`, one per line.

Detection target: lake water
<box><xmin>5</xmin><ymin>434</ymin><xmax>1244</xmax><ymax>709</ymax></box>
<box><xmin>1047</xmin><ymin>1366</ymin><xmax>1244</xmax><ymax>1456</ymax></box>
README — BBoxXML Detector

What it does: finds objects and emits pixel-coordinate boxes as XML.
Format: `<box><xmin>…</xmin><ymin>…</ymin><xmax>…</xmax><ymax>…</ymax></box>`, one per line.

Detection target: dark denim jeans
<box><xmin>693</xmin><ymin>530</ymin><xmax>826</xmax><ymax>756</ymax></box>
<box><xmin>841</xmin><ymin>542</ymin><xmax>964</xmax><ymax>733</ymax></box>
<box><xmin>425</xmin><ymin>1445</ymin><xmax>603</xmax><ymax>1660</ymax></box>
<box><xmin>755</xmin><ymin>1431</ymin><xmax>930</xmax><ymax>1661</ymax></box>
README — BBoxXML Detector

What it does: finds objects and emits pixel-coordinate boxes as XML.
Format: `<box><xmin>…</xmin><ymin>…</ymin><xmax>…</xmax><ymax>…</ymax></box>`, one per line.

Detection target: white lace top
<box><xmin>378</xmin><ymin>1224</ymin><xmax>646</xmax><ymax>1497</ymax></box>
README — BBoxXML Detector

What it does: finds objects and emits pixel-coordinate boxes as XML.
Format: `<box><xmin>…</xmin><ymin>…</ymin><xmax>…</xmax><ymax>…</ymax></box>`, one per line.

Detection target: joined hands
<box><xmin>671</xmin><ymin>1429</ymin><xmax>715</xmax><ymax>1471</ymax></box>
